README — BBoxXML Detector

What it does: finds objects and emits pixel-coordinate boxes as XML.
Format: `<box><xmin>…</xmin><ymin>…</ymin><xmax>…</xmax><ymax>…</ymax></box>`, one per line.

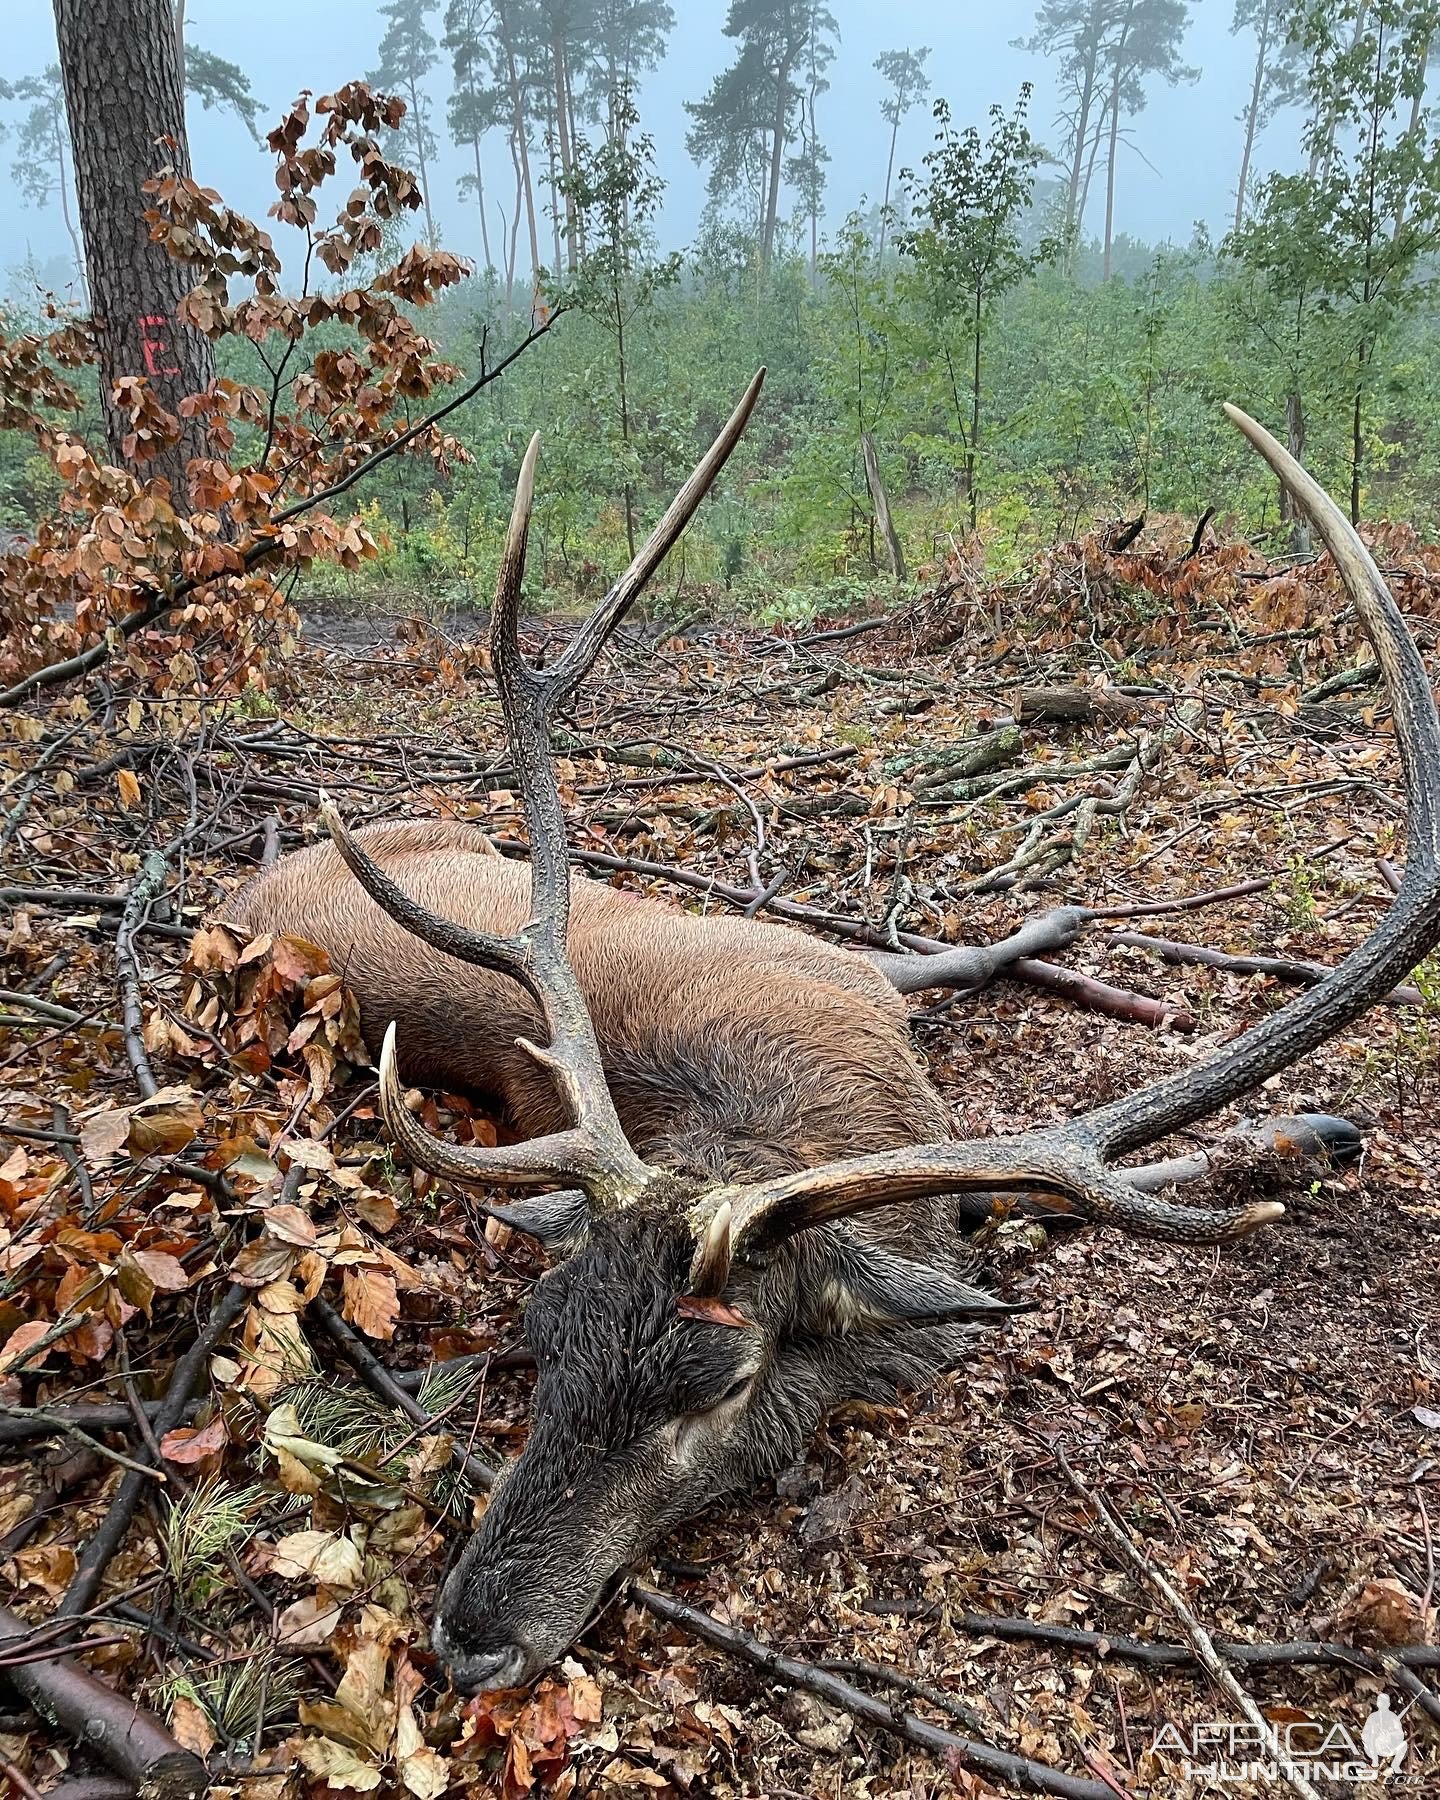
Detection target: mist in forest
<box><xmin>3</xmin><ymin>0</ymin><xmax>1302</xmax><ymax>295</ymax></box>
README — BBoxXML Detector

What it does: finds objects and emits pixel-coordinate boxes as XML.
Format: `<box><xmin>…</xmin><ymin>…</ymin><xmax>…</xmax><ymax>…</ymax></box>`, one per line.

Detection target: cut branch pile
<box><xmin>2</xmin><ymin>516</ymin><xmax>1438</xmax><ymax>1797</ymax></box>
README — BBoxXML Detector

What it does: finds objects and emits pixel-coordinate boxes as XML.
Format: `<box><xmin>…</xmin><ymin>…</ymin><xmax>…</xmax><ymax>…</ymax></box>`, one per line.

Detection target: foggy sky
<box><xmin>3</xmin><ymin>1</ymin><xmax>1307</xmax><ymax>298</ymax></box>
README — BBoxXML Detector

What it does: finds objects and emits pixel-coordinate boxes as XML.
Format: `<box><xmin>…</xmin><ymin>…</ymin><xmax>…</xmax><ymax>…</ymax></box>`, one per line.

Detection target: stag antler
<box><xmin>689</xmin><ymin>403</ymin><xmax>1440</xmax><ymax>1290</ymax></box>
<box><xmin>320</xmin><ymin>370</ymin><xmax>767</xmax><ymax>1211</ymax></box>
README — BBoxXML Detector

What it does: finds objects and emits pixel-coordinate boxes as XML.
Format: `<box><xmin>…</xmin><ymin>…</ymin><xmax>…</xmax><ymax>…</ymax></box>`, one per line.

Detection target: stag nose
<box><xmin>431</xmin><ymin>1616</ymin><xmax>536</xmax><ymax>1694</ymax></box>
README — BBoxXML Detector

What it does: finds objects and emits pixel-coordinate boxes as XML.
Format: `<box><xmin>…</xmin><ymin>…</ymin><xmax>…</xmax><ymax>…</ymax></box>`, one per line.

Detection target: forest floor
<box><xmin>2</xmin><ymin>525</ymin><xmax>1439</xmax><ymax>1799</ymax></box>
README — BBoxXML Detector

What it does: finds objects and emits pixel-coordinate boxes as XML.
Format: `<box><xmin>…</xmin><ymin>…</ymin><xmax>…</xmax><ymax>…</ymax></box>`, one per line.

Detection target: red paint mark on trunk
<box><xmin>138</xmin><ymin>313</ymin><xmax>180</xmax><ymax>378</ymax></box>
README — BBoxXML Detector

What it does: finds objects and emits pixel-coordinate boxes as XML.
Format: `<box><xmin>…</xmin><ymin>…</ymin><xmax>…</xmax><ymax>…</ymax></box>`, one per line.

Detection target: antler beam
<box><xmin>321</xmin><ymin>372</ymin><xmax>767</xmax><ymax>1212</ymax></box>
<box><xmin>697</xmin><ymin>404</ymin><xmax>1440</xmax><ymax>1285</ymax></box>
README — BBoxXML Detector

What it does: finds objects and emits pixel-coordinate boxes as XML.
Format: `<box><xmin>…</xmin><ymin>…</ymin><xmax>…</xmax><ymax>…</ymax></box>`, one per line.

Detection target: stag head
<box><xmin>321</xmin><ymin>383</ymin><xmax>1440</xmax><ymax>1691</ymax></box>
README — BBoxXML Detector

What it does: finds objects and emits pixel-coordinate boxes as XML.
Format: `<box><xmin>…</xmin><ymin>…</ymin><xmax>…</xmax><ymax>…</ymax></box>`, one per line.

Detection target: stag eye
<box><xmin>717</xmin><ymin>1372</ymin><xmax>755</xmax><ymax>1408</ymax></box>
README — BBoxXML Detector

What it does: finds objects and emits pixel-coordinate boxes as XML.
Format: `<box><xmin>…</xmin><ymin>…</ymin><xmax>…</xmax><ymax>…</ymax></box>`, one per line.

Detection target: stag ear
<box><xmin>488</xmin><ymin>1189</ymin><xmax>591</xmax><ymax>1254</ymax></box>
<box><xmin>810</xmin><ymin>1236</ymin><xmax>1031</xmax><ymax>1333</ymax></box>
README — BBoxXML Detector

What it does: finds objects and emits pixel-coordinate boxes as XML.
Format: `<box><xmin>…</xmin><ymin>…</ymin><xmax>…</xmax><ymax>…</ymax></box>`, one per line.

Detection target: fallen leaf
<box><xmin>298</xmin><ymin>1736</ymin><xmax>383</xmax><ymax>1792</ymax></box>
<box><xmin>342</xmin><ymin>1267</ymin><xmax>400</xmax><ymax>1340</ymax></box>
<box><xmin>161</xmin><ymin>1414</ymin><xmax>230</xmax><ymax>1464</ymax></box>
<box><xmin>271</xmin><ymin>1528</ymin><xmax>364</xmax><ymax>1592</ymax></box>
<box><xmin>676</xmin><ymin>1294</ymin><xmax>752</xmax><ymax>1328</ymax></box>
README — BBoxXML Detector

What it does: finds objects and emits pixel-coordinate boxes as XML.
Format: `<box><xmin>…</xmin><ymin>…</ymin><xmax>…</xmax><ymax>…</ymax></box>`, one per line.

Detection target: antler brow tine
<box><xmin>320</xmin><ymin>376</ymin><xmax>767</xmax><ymax>1215</ymax></box>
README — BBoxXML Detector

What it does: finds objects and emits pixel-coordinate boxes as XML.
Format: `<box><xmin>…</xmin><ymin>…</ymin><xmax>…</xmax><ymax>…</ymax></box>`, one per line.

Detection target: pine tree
<box><xmin>873</xmin><ymin>47</ymin><xmax>929</xmax><ymax>262</ymax></box>
<box><xmin>445</xmin><ymin>0</ymin><xmax>503</xmax><ymax>273</ymax></box>
<box><xmin>10</xmin><ymin>67</ymin><xmax>86</xmax><ymax>292</ymax></box>
<box><xmin>1097</xmin><ymin>2</ymin><xmax>1196</xmax><ymax>278</ymax></box>
<box><xmin>369</xmin><ymin>0</ymin><xmax>442</xmax><ymax>246</ymax></box>
<box><xmin>685</xmin><ymin>0</ymin><xmax>837</xmax><ymax>273</ymax></box>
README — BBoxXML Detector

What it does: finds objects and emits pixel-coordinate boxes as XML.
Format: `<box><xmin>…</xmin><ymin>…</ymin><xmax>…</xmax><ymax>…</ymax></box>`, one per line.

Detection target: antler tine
<box><xmin>1076</xmin><ymin>403</ymin><xmax>1440</xmax><ymax>1161</ymax></box>
<box><xmin>702</xmin><ymin>406</ymin><xmax>1440</xmax><ymax>1273</ymax></box>
<box><xmin>324</xmin><ymin>378</ymin><xmax>769</xmax><ymax>1217</ymax></box>
<box><xmin>320</xmin><ymin>434</ymin><xmax>652</xmax><ymax>1212</ymax></box>
<box><xmin>548</xmin><ymin>368</ymin><xmax>766</xmax><ymax>706</ymax></box>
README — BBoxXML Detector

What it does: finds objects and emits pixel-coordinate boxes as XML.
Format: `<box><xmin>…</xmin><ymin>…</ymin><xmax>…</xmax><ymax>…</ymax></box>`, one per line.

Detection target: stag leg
<box><xmin>948</xmin><ymin>1112</ymin><xmax>1364</xmax><ymax>1229</ymax></box>
<box><xmin>865</xmin><ymin>905</ymin><xmax>1095</xmax><ymax>996</ymax></box>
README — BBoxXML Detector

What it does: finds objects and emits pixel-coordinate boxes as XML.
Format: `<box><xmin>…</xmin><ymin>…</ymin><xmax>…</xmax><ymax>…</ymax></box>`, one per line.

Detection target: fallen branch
<box><xmin>56</xmin><ymin>1280</ymin><xmax>249</xmax><ymax>1618</ymax></box>
<box><xmin>0</xmin><ymin>1603</ymin><xmax>205</xmax><ymax>1800</ymax></box>
<box><xmin>1052</xmin><ymin>1446</ymin><xmax>1324</xmax><ymax>1800</ymax></box>
<box><xmin>309</xmin><ymin>1296</ymin><xmax>497</xmax><ymax>1491</ymax></box>
<box><xmin>859</xmin><ymin>1599</ymin><xmax>1440</xmax><ymax>1671</ymax></box>
<box><xmin>634</xmin><ymin>1586</ymin><xmax>1113</xmax><ymax>1800</ymax></box>
<box><xmin>115</xmin><ymin>850</ymin><xmax>169</xmax><ymax>1101</ymax></box>
<box><xmin>1107</xmin><ymin>927</ymin><xmax>1424</xmax><ymax>1007</ymax></box>
<box><xmin>492</xmin><ymin>839</ymin><xmax>1192</xmax><ymax>1030</ymax></box>
<box><xmin>0</xmin><ymin>989</ymin><xmax>86</xmax><ymax>1025</ymax></box>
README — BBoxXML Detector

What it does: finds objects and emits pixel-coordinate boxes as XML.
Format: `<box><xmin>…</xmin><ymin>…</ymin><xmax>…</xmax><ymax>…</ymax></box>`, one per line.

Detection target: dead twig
<box><xmin>1052</xmin><ymin>1444</ymin><xmax>1324</xmax><ymax>1800</ymax></box>
<box><xmin>634</xmin><ymin>1585</ymin><xmax>1114</xmax><ymax>1800</ymax></box>
<box><xmin>0</xmin><ymin>1603</ymin><xmax>205</xmax><ymax>1800</ymax></box>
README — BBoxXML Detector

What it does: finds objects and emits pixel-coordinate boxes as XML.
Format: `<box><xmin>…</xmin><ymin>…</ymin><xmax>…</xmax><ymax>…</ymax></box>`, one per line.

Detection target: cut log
<box><xmin>861</xmin><ymin>432</ymin><xmax>906</xmax><ymax>581</ymax></box>
<box><xmin>1015</xmin><ymin>686</ymin><xmax>1143</xmax><ymax>726</ymax></box>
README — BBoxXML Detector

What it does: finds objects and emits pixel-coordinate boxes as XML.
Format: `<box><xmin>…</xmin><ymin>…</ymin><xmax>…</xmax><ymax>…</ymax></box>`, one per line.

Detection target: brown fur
<box><xmin>224</xmin><ymin>822</ymin><xmax>953</xmax><ymax>1182</ymax></box>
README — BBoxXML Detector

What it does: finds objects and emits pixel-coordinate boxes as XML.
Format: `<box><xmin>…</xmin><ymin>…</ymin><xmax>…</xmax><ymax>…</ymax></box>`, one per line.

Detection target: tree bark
<box><xmin>861</xmin><ymin>432</ymin><xmax>905</xmax><ymax>580</ymax></box>
<box><xmin>54</xmin><ymin>0</ymin><xmax>216</xmax><ymax>495</ymax></box>
<box><xmin>1234</xmin><ymin>0</ymin><xmax>1273</xmax><ymax>232</ymax></box>
<box><xmin>761</xmin><ymin>43</ymin><xmax>796</xmax><ymax>274</ymax></box>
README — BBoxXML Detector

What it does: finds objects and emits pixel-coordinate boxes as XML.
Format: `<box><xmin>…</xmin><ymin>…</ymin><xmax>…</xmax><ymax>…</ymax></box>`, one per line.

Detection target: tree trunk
<box><xmin>472</xmin><ymin>131</ymin><xmax>494</xmax><ymax>272</ymax></box>
<box><xmin>878</xmin><ymin>115</ymin><xmax>900</xmax><ymax>261</ymax></box>
<box><xmin>54</xmin><ymin>0</ymin><xmax>215</xmax><ymax>495</ymax></box>
<box><xmin>505</xmin><ymin>130</ymin><xmax>522</xmax><ymax>311</ymax></box>
<box><xmin>407</xmin><ymin>75</ymin><xmax>437</xmax><ymax>246</ymax></box>
<box><xmin>1234</xmin><ymin>0</ymin><xmax>1272</xmax><ymax>232</ymax></box>
<box><xmin>969</xmin><ymin>283</ymin><xmax>982</xmax><ymax>531</ymax></box>
<box><xmin>52</xmin><ymin>95</ymin><xmax>89</xmax><ymax>301</ymax></box>
<box><xmin>861</xmin><ymin>432</ymin><xmax>905</xmax><ymax>580</ymax></box>
<box><xmin>544</xmin><ymin>87</ymin><xmax>563</xmax><ymax>272</ymax></box>
<box><xmin>552</xmin><ymin>30</ymin><xmax>579</xmax><ymax>272</ymax></box>
<box><xmin>562</xmin><ymin>34</ymin><xmax>585</xmax><ymax>258</ymax></box>
<box><xmin>1065</xmin><ymin>41</ymin><xmax>1099</xmax><ymax>245</ymax></box>
<box><xmin>497</xmin><ymin>0</ymin><xmax>541</xmax><ymax>283</ymax></box>
<box><xmin>761</xmin><ymin>45</ymin><xmax>795</xmax><ymax>274</ymax></box>
<box><xmin>1102</xmin><ymin>65</ymin><xmax>1122</xmax><ymax>278</ymax></box>
<box><xmin>1392</xmin><ymin>31</ymin><xmax>1433</xmax><ymax>239</ymax></box>
<box><xmin>1281</xmin><ymin>388</ymin><xmax>1311</xmax><ymax>553</ymax></box>
<box><xmin>1077</xmin><ymin>92</ymin><xmax>1109</xmax><ymax>242</ymax></box>
<box><xmin>172</xmin><ymin>0</ymin><xmax>186</xmax><ymax>95</ymax></box>
<box><xmin>1102</xmin><ymin>2</ymin><xmax>1135</xmax><ymax>280</ymax></box>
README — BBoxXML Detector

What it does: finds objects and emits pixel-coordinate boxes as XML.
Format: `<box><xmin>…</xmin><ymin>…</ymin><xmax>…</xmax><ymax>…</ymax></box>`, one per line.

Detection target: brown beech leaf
<box><xmin>161</xmin><ymin>1414</ymin><xmax>230</xmax><ymax>1464</ymax></box>
<box><xmin>341</xmin><ymin>1266</ymin><xmax>400</xmax><ymax>1340</ymax></box>
<box><xmin>127</xmin><ymin>1088</ymin><xmax>204</xmax><ymax>1157</ymax></box>
<box><xmin>264</xmin><ymin>1203</ymin><xmax>318</xmax><ymax>1248</ymax></box>
<box><xmin>675</xmin><ymin>1295</ymin><xmax>752</xmax><ymax>1328</ymax></box>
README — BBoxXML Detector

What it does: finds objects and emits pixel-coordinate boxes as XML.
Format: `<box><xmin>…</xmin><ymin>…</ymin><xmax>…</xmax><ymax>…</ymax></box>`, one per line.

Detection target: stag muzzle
<box><xmin>429</xmin><ymin>1431</ymin><xmax>665</xmax><ymax>1693</ymax></box>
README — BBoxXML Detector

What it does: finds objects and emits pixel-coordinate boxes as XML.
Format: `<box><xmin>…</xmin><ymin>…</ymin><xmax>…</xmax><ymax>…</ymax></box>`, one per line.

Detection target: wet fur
<box><xmin>227</xmin><ymin>823</ymin><xmax>991</xmax><ymax>1683</ymax></box>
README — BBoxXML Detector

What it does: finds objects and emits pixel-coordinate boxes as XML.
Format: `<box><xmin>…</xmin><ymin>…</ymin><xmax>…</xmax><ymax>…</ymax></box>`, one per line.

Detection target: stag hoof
<box><xmin>1243</xmin><ymin>1112</ymin><xmax>1365</xmax><ymax>1165</ymax></box>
